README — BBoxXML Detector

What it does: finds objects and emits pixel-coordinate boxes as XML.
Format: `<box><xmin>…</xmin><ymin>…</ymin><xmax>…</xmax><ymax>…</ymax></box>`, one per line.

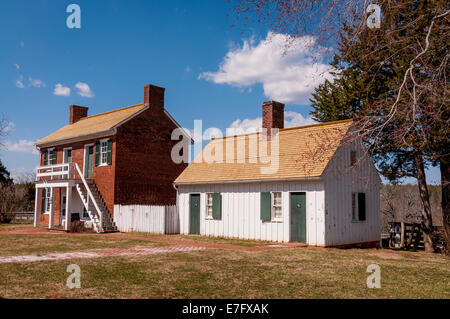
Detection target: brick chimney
<box><xmin>262</xmin><ymin>100</ymin><xmax>284</xmax><ymax>137</ymax></box>
<box><xmin>144</xmin><ymin>84</ymin><xmax>165</xmax><ymax>110</ymax></box>
<box><xmin>69</xmin><ymin>105</ymin><xmax>88</xmax><ymax>124</ymax></box>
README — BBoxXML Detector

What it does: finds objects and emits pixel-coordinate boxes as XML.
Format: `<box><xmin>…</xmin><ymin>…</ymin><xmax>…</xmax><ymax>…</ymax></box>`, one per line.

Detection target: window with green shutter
<box><xmin>107</xmin><ymin>139</ymin><xmax>112</xmax><ymax>165</ymax></box>
<box><xmin>43</xmin><ymin>151</ymin><xmax>48</xmax><ymax>166</ymax></box>
<box><xmin>260</xmin><ymin>192</ymin><xmax>271</xmax><ymax>222</ymax></box>
<box><xmin>63</xmin><ymin>148</ymin><xmax>72</xmax><ymax>163</ymax></box>
<box><xmin>212</xmin><ymin>193</ymin><xmax>222</xmax><ymax>220</ymax></box>
<box><xmin>95</xmin><ymin>141</ymin><xmax>100</xmax><ymax>167</ymax></box>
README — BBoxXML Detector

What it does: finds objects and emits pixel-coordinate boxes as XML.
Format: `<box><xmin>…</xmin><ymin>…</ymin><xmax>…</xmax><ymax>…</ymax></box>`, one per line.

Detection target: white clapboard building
<box><xmin>174</xmin><ymin>101</ymin><xmax>382</xmax><ymax>247</ymax></box>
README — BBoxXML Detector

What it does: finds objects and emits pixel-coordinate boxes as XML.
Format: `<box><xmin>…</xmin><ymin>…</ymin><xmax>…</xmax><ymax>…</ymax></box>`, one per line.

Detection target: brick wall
<box><xmin>37</xmin><ymin>136</ymin><xmax>115</xmax><ymax>226</ymax></box>
<box><xmin>114</xmin><ymin>106</ymin><xmax>188</xmax><ymax>206</ymax></box>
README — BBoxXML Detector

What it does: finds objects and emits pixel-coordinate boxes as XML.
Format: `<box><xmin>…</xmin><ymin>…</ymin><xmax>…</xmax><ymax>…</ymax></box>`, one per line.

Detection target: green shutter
<box><xmin>52</xmin><ymin>149</ymin><xmax>57</xmax><ymax>164</ymax></box>
<box><xmin>41</xmin><ymin>189</ymin><xmax>46</xmax><ymax>213</ymax></box>
<box><xmin>212</xmin><ymin>193</ymin><xmax>222</xmax><ymax>220</ymax></box>
<box><xmin>43</xmin><ymin>151</ymin><xmax>48</xmax><ymax>166</ymax></box>
<box><xmin>107</xmin><ymin>139</ymin><xmax>112</xmax><ymax>165</ymax></box>
<box><xmin>358</xmin><ymin>193</ymin><xmax>366</xmax><ymax>221</ymax></box>
<box><xmin>260</xmin><ymin>192</ymin><xmax>271</xmax><ymax>222</ymax></box>
<box><xmin>95</xmin><ymin>141</ymin><xmax>100</xmax><ymax>167</ymax></box>
<box><xmin>67</xmin><ymin>149</ymin><xmax>72</xmax><ymax>163</ymax></box>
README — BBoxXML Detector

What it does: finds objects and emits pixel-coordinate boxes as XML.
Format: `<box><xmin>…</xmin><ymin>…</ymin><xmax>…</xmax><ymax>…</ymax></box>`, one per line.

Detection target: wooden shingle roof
<box><xmin>36</xmin><ymin>103</ymin><xmax>147</xmax><ymax>146</ymax></box>
<box><xmin>174</xmin><ymin>119</ymin><xmax>353</xmax><ymax>184</ymax></box>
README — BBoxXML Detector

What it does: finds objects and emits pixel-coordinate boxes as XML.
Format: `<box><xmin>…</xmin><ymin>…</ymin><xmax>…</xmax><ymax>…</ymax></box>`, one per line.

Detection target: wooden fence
<box><xmin>113</xmin><ymin>205</ymin><xmax>179</xmax><ymax>234</ymax></box>
<box><xmin>0</xmin><ymin>212</ymin><xmax>34</xmax><ymax>223</ymax></box>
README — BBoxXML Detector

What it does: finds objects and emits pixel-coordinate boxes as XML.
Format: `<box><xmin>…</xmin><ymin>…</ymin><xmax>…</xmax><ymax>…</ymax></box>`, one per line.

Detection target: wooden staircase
<box><xmin>75</xmin><ymin>181</ymin><xmax>118</xmax><ymax>233</ymax></box>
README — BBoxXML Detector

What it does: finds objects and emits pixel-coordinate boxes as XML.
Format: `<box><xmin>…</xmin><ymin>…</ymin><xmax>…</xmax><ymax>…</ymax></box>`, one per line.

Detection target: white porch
<box><xmin>34</xmin><ymin>162</ymin><xmax>117</xmax><ymax>233</ymax></box>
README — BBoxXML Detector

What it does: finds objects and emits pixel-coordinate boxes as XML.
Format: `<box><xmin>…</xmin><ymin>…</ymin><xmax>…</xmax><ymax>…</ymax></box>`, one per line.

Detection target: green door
<box><xmin>290</xmin><ymin>192</ymin><xmax>306</xmax><ymax>243</ymax></box>
<box><xmin>85</xmin><ymin>145</ymin><xmax>94</xmax><ymax>178</ymax></box>
<box><xmin>189</xmin><ymin>194</ymin><xmax>200</xmax><ymax>235</ymax></box>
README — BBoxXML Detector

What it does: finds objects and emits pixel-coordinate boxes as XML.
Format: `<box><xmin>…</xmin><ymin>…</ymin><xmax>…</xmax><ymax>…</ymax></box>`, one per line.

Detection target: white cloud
<box><xmin>199</xmin><ymin>32</ymin><xmax>333</xmax><ymax>105</ymax></box>
<box><xmin>228</xmin><ymin>111</ymin><xmax>316</xmax><ymax>135</ymax></box>
<box><xmin>28</xmin><ymin>77</ymin><xmax>45</xmax><ymax>88</ymax></box>
<box><xmin>284</xmin><ymin>111</ymin><xmax>316</xmax><ymax>127</ymax></box>
<box><xmin>54</xmin><ymin>83</ymin><xmax>71</xmax><ymax>96</ymax></box>
<box><xmin>4</xmin><ymin>140</ymin><xmax>38</xmax><ymax>155</ymax></box>
<box><xmin>14</xmin><ymin>64</ymin><xmax>20</xmax><ymax>70</ymax></box>
<box><xmin>75</xmin><ymin>82</ymin><xmax>95</xmax><ymax>98</ymax></box>
<box><xmin>3</xmin><ymin>122</ymin><xmax>15</xmax><ymax>133</ymax></box>
<box><xmin>15</xmin><ymin>75</ymin><xmax>25</xmax><ymax>88</ymax></box>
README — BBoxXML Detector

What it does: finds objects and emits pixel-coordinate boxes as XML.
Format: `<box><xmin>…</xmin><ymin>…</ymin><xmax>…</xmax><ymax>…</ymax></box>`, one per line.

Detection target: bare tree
<box><xmin>229</xmin><ymin>0</ymin><xmax>449</xmax><ymax>253</ymax></box>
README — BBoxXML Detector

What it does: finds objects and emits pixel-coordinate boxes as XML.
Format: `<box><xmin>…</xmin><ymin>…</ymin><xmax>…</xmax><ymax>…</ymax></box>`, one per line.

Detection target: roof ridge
<box><xmin>207</xmin><ymin>119</ymin><xmax>353</xmax><ymax>142</ymax></box>
<box><xmin>77</xmin><ymin>103</ymin><xmax>145</xmax><ymax>122</ymax></box>
<box><xmin>279</xmin><ymin>119</ymin><xmax>353</xmax><ymax>132</ymax></box>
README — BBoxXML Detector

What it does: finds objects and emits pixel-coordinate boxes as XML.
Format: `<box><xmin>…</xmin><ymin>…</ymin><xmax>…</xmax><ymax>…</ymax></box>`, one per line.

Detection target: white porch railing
<box><xmin>73</xmin><ymin>163</ymin><xmax>103</xmax><ymax>233</ymax></box>
<box><xmin>35</xmin><ymin>163</ymin><xmax>78</xmax><ymax>181</ymax></box>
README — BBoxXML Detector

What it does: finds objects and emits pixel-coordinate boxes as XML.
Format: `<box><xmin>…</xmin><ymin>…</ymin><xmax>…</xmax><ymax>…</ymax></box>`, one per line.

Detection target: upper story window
<box><xmin>63</xmin><ymin>148</ymin><xmax>72</xmax><ymax>163</ymax></box>
<box><xmin>43</xmin><ymin>148</ymin><xmax>57</xmax><ymax>166</ymax></box>
<box><xmin>100</xmin><ymin>140</ymin><xmax>108</xmax><ymax>165</ymax></box>
<box><xmin>95</xmin><ymin>139</ymin><xmax>112</xmax><ymax>167</ymax></box>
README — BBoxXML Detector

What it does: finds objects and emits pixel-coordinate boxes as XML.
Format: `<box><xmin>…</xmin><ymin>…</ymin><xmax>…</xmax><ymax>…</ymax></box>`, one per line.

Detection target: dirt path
<box><xmin>105</xmin><ymin>233</ymin><xmax>308</xmax><ymax>251</ymax></box>
<box><xmin>0</xmin><ymin>245</ymin><xmax>207</xmax><ymax>264</ymax></box>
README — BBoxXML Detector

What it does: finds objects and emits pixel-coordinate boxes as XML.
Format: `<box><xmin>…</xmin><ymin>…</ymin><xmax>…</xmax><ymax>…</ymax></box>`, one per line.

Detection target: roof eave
<box><xmin>35</xmin><ymin>128</ymin><xmax>116</xmax><ymax>148</ymax></box>
<box><xmin>174</xmin><ymin>176</ymin><xmax>323</xmax><ymax>185</ymax></box>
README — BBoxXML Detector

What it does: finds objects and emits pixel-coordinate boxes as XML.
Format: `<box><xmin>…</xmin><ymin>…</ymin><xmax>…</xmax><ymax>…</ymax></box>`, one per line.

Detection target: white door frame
<box><xmin>83</xmin><ymin>143</ymin><xmax>94</xmax><ymax>177</ymax></box>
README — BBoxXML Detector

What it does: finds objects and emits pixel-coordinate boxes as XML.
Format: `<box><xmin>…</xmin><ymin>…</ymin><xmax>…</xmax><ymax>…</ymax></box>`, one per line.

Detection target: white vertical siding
<box><xmin>177</xmin><ymin>181</ymin><xmax>326</xmax><ymax>244</ymax></box>
<box><xmin>113</xmin><ymin>205</ymin><xmax>178</xmax><ymax>234</ymax></box>
<box><xmin>322</xmin><ymin>140</ymin><xmax>381</xmax><ymax>246</ymax></box>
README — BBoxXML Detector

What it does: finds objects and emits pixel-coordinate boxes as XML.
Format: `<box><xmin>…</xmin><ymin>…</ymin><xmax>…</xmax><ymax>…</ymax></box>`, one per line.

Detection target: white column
<box><xmin>65</xmin><ymin>186</ymin><xmax>71</xmax><ymax>231</ymax></box>
<box><xmin>33</xmin><ymin>188</ymin><xmax>39</xmax><ymax>227</ymax></box>
<box><xmin>48</xmin><ymin>188</ymin><xmax>54</xmax><ymax>229</ymax></box>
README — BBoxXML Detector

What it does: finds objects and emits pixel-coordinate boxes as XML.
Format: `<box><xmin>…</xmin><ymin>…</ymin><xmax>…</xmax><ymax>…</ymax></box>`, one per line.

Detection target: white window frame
<box><xmin>271</xmin><ymin>191</ymin><xmax>283</xmax><ymax>222</ymax></box>
<box><xmin>47</xmin><ymin>148</ymin><xmax>55</xmax><ymax>166</ymax></box>
<box><xmin>63</xmin><ymin>147</ymin><xmax>72</xmax><ymax>164</ymax></box>
<box><xmin>44</xmin><ymin>187</ymin><xmax>52</xmax><ymax>214</ymax></box>
<box><xmin>205</xmin><ymin>193</ymin><xmax>213</xmax><ymax>219</ymax></box>
<box><xmin>99</xmin><ymin>139</ymin><xmax>109</xmax><ymax>166</ymax></box>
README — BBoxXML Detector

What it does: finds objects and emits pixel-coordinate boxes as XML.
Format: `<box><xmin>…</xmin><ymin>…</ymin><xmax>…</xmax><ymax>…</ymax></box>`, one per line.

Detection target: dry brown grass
<box><xmin>0</xmin><ymin>245</ymin><xmax>448</xmax><ymax>299</ymax></box>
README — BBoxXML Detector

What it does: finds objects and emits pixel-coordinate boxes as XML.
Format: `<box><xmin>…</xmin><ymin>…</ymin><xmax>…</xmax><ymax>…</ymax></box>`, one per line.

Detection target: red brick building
<box><xmin>34</xmin><ymin>84</ymin><xmax>190</xmax><ymax>232</ymax></box>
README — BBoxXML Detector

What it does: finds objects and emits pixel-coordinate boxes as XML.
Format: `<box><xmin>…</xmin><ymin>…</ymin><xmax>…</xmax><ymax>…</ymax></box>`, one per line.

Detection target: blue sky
<box><xmin>0</xmin><ymin>0</ymin><xmax>441</xmax><ymax>184</ymax></box>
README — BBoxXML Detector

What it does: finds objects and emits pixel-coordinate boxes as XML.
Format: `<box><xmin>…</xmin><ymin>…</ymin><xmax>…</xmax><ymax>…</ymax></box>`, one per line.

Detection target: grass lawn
<box><xmin>0</xmin><ymin>223</ymin><xmax>33</xmax><ymax>232</ymax></box>
<box><xmin>0</xmin><ymin>231</ymin><xmax>448</xmax><ymax>298</ymax></box>
<box><xmin>160</xmin><ymin>234</ymin><xmax>274</xmax><ymax>247</ymax></box>
<box><xmin>0</xmin><ymin>232</ymin><xmax>165</xmax><ymax>257</ymax></box>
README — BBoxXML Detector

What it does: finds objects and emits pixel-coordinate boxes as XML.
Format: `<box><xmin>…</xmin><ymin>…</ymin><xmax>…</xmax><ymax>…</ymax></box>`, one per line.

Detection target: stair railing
<box><xmin>73</xmin><ymin>163</ymin><xmax>103</xmax><ymax>233</ymax></box>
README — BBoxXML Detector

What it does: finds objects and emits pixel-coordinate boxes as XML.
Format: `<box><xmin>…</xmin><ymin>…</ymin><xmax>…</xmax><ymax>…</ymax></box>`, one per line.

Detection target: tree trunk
<box><xmin>440</xmin><ymin>157</ymin><xmax>450</xmax><ymax>255</ymax></box>
<box><xmin>414</xmin><ymin>151</ymin><xmax>434</xmax><ymax>252</ymax></box>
